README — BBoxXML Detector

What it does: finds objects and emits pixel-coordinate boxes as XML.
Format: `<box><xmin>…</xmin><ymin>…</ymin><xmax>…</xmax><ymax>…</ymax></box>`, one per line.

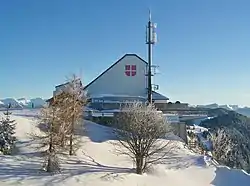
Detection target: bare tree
<box><xmin>30</xmin><ymin>98</ymin><xmax>64</xmax><ymax>173</ymax></box>
<box><xmin>29</xmin><ymin>74</ymin><xmax>86</xmax><ymax>172</ymax></box>
<box><xmin>113</xmin><ymin>102</ymin><xmax>174</xmax><ymax>174</ymax></box>
<box><xmin>58</xmin><ymin>74</ymin><xmax>87</xmax><ymax>155</ymax></box>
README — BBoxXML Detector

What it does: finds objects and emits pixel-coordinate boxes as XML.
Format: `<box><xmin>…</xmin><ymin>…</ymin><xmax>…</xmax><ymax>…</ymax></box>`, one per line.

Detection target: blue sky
<box><xmin>0</xmin><ymin>0</ymin><xmax>250</xmax><ymax>106</ymax></box>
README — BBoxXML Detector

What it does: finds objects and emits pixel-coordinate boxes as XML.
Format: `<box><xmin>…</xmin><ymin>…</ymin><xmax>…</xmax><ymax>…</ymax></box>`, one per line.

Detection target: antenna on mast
<box><xmin>149</xmin><ymin>9</ymin><xmax>151</xmax><ymax>21</ymax></box>
<box><xmin>146</xmin><ymin>10</ymin><xmax>158</xmax><ymax>104</ymax></box>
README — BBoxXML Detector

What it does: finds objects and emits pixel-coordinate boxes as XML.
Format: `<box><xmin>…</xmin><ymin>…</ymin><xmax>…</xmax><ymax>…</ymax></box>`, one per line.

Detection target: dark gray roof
<box><xmin>152</xmin><ymin>91</ymin><xmax>169</xmax><ymax>100</ymax></box>
<box><xmin>55</xmin><ymin>78</ymin><xmax>82</xmax><ymax>88</ymax></box>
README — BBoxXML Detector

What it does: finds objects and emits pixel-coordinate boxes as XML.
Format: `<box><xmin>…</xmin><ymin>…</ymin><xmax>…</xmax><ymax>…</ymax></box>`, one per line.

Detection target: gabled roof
<box><xmin>152</xmin><ymin>91</ymin><xmax>169</xmax><ymax>100</ymax></box>
<box><xmin>46</xmin><ymin>91</ymin><xmax>85</xmax><ymax>105</ymax></box>
<box><xmin>55</xmin><ymin>78</ymin><xmax>82</xmax><ymax>89</ymax></box>
<box><xmin>49</xmin><ymin>78</ymin><xmax>83</xmax><ymax>103</ymax></box>
<box><xmin>83</xmin><ymin>54</ymin><xmax>148</xmax><ymax>90</ymax></box>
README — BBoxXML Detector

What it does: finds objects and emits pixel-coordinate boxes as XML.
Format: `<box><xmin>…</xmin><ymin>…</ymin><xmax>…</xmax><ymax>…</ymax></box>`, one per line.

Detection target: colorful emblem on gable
<box><xmin>125</xmin><ymin>65</ymin><xmax>136</xmax><ymax>76</ymax></box>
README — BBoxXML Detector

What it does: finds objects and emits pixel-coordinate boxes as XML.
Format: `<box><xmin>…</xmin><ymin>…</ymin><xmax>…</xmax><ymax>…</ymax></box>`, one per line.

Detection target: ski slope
<box><xmin>0</xmin><ymin>109</ymin><xmax>249</xmax><ymax>186</ymax></box>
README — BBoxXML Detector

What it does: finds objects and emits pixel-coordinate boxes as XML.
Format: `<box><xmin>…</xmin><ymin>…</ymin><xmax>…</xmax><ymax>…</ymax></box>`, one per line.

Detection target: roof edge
<box><xmin>55</xmin><ymin>78</ymin><xmax>82</xmax><ymax>89</ymax></box>
<box><xmin>152</xmin><ymin>91</ymin><xmax>169</xmax><ymax>100</ymax></box>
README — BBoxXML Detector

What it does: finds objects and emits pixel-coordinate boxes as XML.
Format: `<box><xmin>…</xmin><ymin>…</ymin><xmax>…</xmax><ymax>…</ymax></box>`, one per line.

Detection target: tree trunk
<box><xmin>69</xmin><ymin>87</ymin><xmax>76</xmax><ymax>155</ymax></box>
<box><xmin>135</xmin><ymin>156</ymin><xmax>144</xmax><ymax>174</ymax></box>
<box><xmin>47</xmin><ymin>139</ymin><xmax>52</xmax><ymax>172</ymax></box>
<box><xmin>61</xmin><ymin>133</ymin><xmax>65</xmax><ymax>147</ymax></box>
<box><xmin>47</xmin><ymin>107</ymin><xmax>54</xmax><ymax>172</ymax></box>
<box><xmin>69</xmin><ymin>112</ymin><xmax>75</xmax><ymax>155</ymax></box>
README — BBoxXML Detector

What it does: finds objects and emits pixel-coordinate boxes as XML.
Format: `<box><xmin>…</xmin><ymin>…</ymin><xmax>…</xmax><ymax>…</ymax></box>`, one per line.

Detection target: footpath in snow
<box><xmin>0</xmin><ymin>109</ymin><xmax>250</xmax><ymax>186</ymax></box>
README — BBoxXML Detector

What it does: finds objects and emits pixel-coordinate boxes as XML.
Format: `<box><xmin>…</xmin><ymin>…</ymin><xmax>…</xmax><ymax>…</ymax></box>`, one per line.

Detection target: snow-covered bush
<box><xmin>113</xmin><ymin>102</ymin><xmax>174</xmax><ymax>174</ymax></box>
<box><xmin>211</xmin><ymin>127</ymin><xmax>250</xmax><ymax>173</ymax></box>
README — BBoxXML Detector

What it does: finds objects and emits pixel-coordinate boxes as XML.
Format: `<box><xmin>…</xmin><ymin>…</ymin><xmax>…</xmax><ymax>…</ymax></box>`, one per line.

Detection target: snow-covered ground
<box><xmin>187</xmin><ymin>125</ymin><xmax>213</xmax><ymax>151</ymax></box>
<box><xmin>0</xmin><ymin>109</ymin><xmax>250</xmax><ymax>186</ymax></box>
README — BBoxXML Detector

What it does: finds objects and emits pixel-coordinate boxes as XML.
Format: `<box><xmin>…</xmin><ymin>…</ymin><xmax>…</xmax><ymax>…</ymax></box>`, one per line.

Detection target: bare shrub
<box><xmin>113</xmin><ymin>102</ymin><xmax>174</xmax><ymax>174</ymax></box>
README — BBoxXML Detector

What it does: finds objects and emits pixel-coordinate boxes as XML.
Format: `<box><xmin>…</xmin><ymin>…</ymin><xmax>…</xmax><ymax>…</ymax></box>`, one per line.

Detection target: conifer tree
<box><xmin>30</xmin><ymin>74</ymin><xmax>86</xmax><ymax>172</ymax></box>
<box><xmin>0</xmin><ymin>104</ymin><xmax>16</xmax><ymax>155</ymax></box>
<box><xmin>56</xmin><ymin>75</ymin><xmax>86</xmax><ymax>155</ymax></box>
<box><xmin>67</xmin><ymin>75</ymin><xmax>86</xmax><ymax>155</ymax></box>
<box><xmin>30</xmin><ymin>100</ymin><xmax>63</xmax><ymax>173</ymax></box>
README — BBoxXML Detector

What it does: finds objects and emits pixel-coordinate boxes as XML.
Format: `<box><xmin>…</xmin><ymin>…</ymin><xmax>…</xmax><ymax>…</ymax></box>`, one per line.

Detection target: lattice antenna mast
<box><xmin>146</xmin><ymin>10</ymin><xmax>157</xmax><ymax>104</ymax></box>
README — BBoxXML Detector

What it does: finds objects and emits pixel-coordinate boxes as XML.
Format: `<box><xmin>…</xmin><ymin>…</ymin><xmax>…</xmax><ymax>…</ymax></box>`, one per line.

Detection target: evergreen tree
<box><xmin>0</xmin><ymin>105</ymin><xmax>16</xmax><ymax>155</ymax></box>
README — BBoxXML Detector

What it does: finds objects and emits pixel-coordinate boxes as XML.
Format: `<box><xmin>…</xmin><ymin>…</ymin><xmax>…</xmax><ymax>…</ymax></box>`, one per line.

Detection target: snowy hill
<box><xmin>0</xmin><ymin>97</ymin><xmax>46</xmax><ymax>109</ymax></box>
<box><xmin>0</xmin><ymin>109</ymin><xmax>249</xmax><ymax>185</ymax></box>
<box><xmin>0</xmin><ymin>98</ymin><xmax>23</xmax><ymax>108</ymax></box>
<box><xmin>235</xmin><ymin>107</ymin><xmax>250</xmax><ymax>117</ymax></box>
<box><xmin>197</xmin><ymin>103</ymin><xmax>250</xmax><ymax>117</ymax></box>
<box><xmin>17</xmin><ymin>98</ymin><xmax>30</xmax><ymax>107</ymax></box>
<box><xmin>196</xmin><ymin>103</ymin><xmax>239</xmax><ymax>110</ymax></box>
<box><xmin>200</xmin><ymin>111</ymin><xmax>250</xmax><ymax>173</ymax></box>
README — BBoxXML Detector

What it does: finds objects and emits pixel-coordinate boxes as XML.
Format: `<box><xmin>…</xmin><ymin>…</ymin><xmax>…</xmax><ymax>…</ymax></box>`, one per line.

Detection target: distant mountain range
<box><xmin>0</xmin><ymin>98</ymin><xmax>47</xmax><ymax>109</ymax></box>
<box><xmin>1</xmin><ymin>98</ymin><xmax>250</xmax><ymax>117</ymax></box>
<box><xmin>196</xmin><ymin>103</ymin><xmax>250</xmax><ymax>117</ymax></box>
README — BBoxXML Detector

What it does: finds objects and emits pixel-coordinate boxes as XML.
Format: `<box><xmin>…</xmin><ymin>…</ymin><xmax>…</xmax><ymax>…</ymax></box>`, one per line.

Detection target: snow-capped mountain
<box><xmin>0</xmin><ymin>98</ymin><xmax>23</xmax><ymax>108</ymax></box>
<box><xmin>0</xmin><ymin>100</ymin><xmax>4</xmax><ymax>106</ymax></box>
<box><xmin>196</xmin><ymin>103</ymin><xmax>250</xmax><ymax>117</ymax></box>
<box><xmin>0</xmin><ymin>97</ymin><xmax>47</xmax><ymax>109</ymax></box>
<box><xmin>17</xmin><ymin>98</ymin><xmax>30</xmax><ymax>106</ymax></box>
<box><xmin>196</xmin><ymin>103</ymin><xmax>240</xmax><ymax>110</ymax></box>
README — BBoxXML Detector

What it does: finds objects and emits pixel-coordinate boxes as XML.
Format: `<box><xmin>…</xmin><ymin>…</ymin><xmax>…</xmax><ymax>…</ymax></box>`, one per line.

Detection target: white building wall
<box><xmin>85</xmin><ymin>55</ymin><xmax>147</xmax><ymax>97</ymax></box>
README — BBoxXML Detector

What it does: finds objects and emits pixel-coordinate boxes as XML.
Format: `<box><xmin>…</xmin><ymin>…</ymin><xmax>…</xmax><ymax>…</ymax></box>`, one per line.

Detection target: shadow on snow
<box><xmin>211</xmin><ymin>166</ymin><xmax>250</xmax><ymax>186</ymax></box>
<box><xmin>158</xmin><ymin>151</ymin><xmax>206</xmax><ymax>169</ymax></box>
<box><xmin>37</xmin><ymin>120</ymin><xmax>118</xmax><ymax>143</ymax></box>
<box><xmin>0</xmin><ymin>153</ymin><xmax>133</xmax><ymax>185</ymax></box>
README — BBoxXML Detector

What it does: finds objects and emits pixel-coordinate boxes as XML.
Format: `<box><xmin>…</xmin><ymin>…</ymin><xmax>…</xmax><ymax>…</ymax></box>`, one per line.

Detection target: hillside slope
<box><xmin>0</xmin><ymin>110</ymin><xmax>250</xmax><ymax>185</ymax></box>
<box><xmin>236</xmin><ymin>107</ymin><xmax>250</xmax><ymax>117</ymax></box>
<box><xmin>197</xmin><ymin>104</ymin><xmax>250</xmax><ymax>117</ymax></box>
<box><xmin>200</xmin><ymin>110</ymin><xmax>250</xmax><ymax>172</ymax></box>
